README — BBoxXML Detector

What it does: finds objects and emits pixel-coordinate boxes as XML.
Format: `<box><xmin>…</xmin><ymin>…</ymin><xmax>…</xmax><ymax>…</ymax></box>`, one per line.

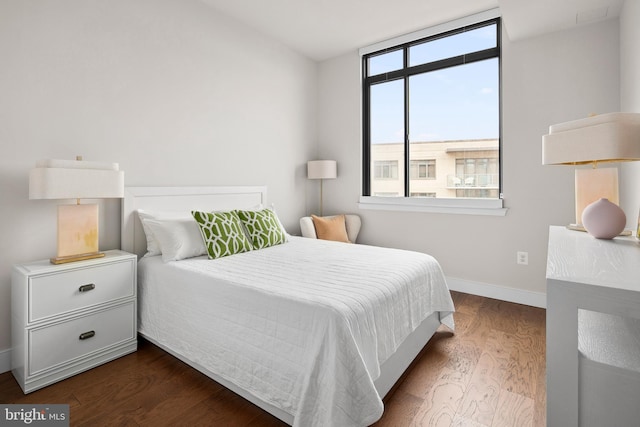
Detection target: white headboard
<box><xmin>121</xmin><ymin>186</ymin><xmax>267</xmax><ymax>258</ymax></box>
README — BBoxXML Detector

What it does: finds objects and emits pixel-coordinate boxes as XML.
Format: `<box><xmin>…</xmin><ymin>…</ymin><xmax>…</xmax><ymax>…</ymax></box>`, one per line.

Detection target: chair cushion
<box><xmin>311</xmin><ymin>214</ymin><xmax>350</xmax><ymax>243</ymax></box>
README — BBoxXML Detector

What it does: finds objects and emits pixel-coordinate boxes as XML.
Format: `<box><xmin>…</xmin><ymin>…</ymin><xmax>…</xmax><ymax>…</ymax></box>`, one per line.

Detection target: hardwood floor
<box><xmin>374</xmin><ymin>292</ymin><xmax>546</xmax><ymax>427</ymax></box>
<box><xmin>0</xmin><ymin>291</ymin><xmax>546</xmax><ymax>426</ymax></box>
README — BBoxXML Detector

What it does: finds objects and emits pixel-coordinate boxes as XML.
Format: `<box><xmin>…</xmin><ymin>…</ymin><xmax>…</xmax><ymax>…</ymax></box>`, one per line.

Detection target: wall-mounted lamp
<box><xmin>307</xmin><ymin>160</ymin><xmax>337</xmax><ymax>217</ymax></box>
<box><xmin>29</xmin><ymin>156</ymin><xmax>124</xmax><ymax>264</ymax></box>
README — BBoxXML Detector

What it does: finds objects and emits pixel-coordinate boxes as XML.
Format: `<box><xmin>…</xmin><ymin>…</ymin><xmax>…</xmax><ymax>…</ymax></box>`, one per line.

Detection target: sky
<box><xmin>368</xmin><ymin>24</ymin><xmax>499</xmax><ymax>144</ymax></box>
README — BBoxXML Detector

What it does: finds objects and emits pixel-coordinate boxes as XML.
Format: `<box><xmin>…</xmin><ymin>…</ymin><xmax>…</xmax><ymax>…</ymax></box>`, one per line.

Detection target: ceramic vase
<box><xmin>581</xmin><ymin>198</ymin><xmax>626</xmax><ymax>239</ymax></box>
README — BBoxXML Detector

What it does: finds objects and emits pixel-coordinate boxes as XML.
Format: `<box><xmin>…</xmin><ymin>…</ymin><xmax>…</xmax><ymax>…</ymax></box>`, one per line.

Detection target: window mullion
<box><xmin>362</xmin><ymin>58</ymin><xmax>371</xmax><ymax>196</ymax></box>
<box><xmin>403</xmin><ymin>48</ymin><xmax>410</xmax><ymax>198</ymax></box>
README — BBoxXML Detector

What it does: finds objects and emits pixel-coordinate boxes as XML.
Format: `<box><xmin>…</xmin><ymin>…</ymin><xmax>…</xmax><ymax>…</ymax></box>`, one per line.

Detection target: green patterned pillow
<box><xmin>191</xmin><ymin>211</ymin><xmax>253</xmax><ymax>259</ymax></box>
<box><xmin>235</xmin><ymin>209</ymin><xmax>287</xmax><ymax>250</ymax></box>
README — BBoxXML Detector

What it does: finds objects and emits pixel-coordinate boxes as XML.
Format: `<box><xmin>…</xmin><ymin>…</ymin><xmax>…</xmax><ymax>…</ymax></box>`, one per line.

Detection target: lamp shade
<box><xmin>542</xmin><ymin>112</ymin><xmax>640</xmax><ymax>165</ymax></box>
<box><xmin>307</xmin><ymin>160</ymin><xmax>337</xmax><ymax>180</ymax></box>
<box><xmin>29</xmin><ymin>159</ymin><xmax>124</xmax><ymax>200</ymax></box>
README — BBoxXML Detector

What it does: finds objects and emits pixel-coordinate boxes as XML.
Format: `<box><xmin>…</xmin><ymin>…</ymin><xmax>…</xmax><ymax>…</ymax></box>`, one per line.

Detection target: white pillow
<box><xmin>143</xmin><ymin>218</ymin><xmax>207</xmax><ymax>262</ymax></box>
<box><xmin>137</xmin><ymin>210</ymin><xmax>193</xmax><ymax>257</ymax></box>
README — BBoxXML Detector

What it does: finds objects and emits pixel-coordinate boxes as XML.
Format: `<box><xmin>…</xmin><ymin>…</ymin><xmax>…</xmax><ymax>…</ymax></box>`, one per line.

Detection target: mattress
<box><xmin>137</xmin><ymin>236</ymin><xmax>454</xmax><ymax>426</ymax></box>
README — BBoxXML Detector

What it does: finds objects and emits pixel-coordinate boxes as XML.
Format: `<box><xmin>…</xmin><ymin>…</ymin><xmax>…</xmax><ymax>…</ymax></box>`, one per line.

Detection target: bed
<box><xmin>121</xmin><ymin>186</ymin><xmax>454</xmax><ymax>427</ymax></box>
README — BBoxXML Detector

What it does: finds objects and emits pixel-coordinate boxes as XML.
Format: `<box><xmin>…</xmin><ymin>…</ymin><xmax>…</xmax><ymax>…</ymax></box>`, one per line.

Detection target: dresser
<box><xmin>12</xmin><ymin>250</ymin><xmax>137</xmax><ymax>393</ymax></box>
<box><xmin>546</xmin><ymin>226</ymin><xmax>640</xmax><ymax>426</ymax></box>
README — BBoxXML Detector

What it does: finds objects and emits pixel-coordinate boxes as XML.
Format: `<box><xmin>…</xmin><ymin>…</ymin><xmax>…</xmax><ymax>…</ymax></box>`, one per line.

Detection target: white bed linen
<box><xmin>138</xmin><ymin>236</ymin><xmax>454</xmax><ymax>427</ymax></box>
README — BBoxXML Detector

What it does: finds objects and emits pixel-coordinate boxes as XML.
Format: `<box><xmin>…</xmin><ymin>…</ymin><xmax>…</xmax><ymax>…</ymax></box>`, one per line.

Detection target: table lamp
<box><xmin>29</xmin><ymin>156</ymin><xmax>125</xmax><ymax>264</ymax></box>
<box><xmin>307</xmin><ymin>160</ymin><xmax>337</xmax><ymax>216</ymax></box>
<box><xmin>542</xmin><ymin>112</ymin><xmax>640</xmax><ymax>230</ymax></box>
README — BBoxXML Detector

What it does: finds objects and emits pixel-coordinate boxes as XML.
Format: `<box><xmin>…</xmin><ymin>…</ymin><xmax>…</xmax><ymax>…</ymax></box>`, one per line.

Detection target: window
<box><xmin>373</xmin><ymin>160</ymin><xmax>398</xmax><ymax>179</ymax></box>
<box><xmin>362</xmin><ymin>17</ymin><xmax>501</xmax><ymax>202</ymax></box>
<box><xmin>410</xmin><ymin>159</ymin><xmax>436</xmax><ymax>179</ymax></box>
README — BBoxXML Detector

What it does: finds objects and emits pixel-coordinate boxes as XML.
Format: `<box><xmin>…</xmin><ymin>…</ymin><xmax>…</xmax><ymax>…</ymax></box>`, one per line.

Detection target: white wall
<box><xmin>317</xmin><ymin>19</ymin><xmax>620</xmax><ymax>304</ymax></box>
<box><xmin>0</xmin><ymin>0</ymin><xmax>317</xmax><ymax>362</ymax></box>
<box><xmin>620</xmin><ymin>0</ymin><xmax>640</xmax><ymax>228</ymax></box>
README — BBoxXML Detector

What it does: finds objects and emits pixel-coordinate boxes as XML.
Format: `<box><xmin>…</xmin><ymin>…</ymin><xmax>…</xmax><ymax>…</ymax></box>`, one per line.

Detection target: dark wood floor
<box><xmin>0</xmin><ymin>291</ymin><xmax>546</xmax><ymax>426</ymax></box>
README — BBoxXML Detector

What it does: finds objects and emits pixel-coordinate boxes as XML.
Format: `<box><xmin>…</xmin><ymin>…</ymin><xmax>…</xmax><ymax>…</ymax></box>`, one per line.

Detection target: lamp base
<box><xmin>56</xmin><ymin>203</ymin><xmax>100</xmax><ymax>263</ymax></box>
<box><xmin>50</xmin><ymin>251</ymin><xmax>105</xmax><ymax>265</ymax></box>
<box><xmin>575</xmin><ymin>167</ymin><xmax>618</xmax><ymax>225</ymax></box>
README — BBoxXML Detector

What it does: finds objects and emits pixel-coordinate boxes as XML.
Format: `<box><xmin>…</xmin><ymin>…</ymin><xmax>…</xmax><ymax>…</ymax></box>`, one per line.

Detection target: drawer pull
<box><xmin>78</xmin><ymin>284</ymin><xmax>96</xmax><ymax>293</ymax></box>
<box><xmin>79</xmin><ymin>331</ymin><xmax>95</xmax><ymax>340</ymax></box>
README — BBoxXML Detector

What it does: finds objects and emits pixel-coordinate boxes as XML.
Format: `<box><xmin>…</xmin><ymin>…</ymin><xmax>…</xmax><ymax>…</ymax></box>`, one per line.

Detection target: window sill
<box><xmin>358</xmin><ymin>196</ymin><xmax>508</xmax><ymax>216</ymax></box>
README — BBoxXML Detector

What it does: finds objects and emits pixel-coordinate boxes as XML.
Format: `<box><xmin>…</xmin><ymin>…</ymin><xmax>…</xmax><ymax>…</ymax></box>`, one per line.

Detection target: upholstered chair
<box><xmin>299</xmin><ymin>214</ymin><xmax>361</xmax><ymax>243</ymax></box>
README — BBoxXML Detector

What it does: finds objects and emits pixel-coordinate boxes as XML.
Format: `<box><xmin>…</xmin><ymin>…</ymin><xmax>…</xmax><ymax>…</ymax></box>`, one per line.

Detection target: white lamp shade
<box><xmin>542</xmin><ymin>112</ymin><xmax>640</xmax><ymax>165</ymax></box>
<box><xmin>29</xmin><ymin>159</ymin><xmax>124</xmax><ymax>200</ymax></box>
<box><xmin>307</xmin><ymin>160</ymin><xmax>337</xmax><ymax>180</ymax></box>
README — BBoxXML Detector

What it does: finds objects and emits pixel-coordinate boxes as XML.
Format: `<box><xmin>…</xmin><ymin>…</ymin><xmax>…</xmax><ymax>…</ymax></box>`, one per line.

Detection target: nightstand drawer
<box><xmin>28</xmin><ymin>301</ymin><xmax>135</xmax><ymax>376</ymax></box>
<box><xmin>29</xmin><ymin>260</ymin><xmax>135</xmax><ymax>322</ymax></box>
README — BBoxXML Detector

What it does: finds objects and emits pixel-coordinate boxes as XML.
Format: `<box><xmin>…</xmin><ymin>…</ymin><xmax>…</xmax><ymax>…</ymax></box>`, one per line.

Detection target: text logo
<box><xmin>1</xmin><ymin>405</ymin><xmax>69</xmax><ymax>426</ymax></box>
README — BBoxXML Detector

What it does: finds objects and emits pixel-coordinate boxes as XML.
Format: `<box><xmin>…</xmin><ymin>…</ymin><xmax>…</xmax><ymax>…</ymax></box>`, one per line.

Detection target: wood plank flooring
<box><xmin>0</xmin><ymin>291</ymin><xmax>546</xmax><ymax>426</ymax></box>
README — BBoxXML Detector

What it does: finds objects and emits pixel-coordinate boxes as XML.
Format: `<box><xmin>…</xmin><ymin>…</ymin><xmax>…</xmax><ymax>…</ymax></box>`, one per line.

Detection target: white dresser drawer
<box><xmin>28</xmin><ymin>301</ymin><xmax>135</xmax><ymax>376</ymax></box>
<box><xmin>29</xmin><ymin>260</ymin><xmax>135</xmax><ymax>323</ymax></box>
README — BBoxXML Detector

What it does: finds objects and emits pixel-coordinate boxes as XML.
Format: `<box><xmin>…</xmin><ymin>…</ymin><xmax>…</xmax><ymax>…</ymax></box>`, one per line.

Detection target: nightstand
<box><xmin>11</xmin><ymin>250</ymin><xmax>137</xmax><ymax>393</ymax></box>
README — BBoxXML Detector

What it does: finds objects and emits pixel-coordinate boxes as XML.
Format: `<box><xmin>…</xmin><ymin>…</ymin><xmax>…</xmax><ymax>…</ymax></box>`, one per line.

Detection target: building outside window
<box><xmin>362</xmin><ymin>17</ymin><xmax>501</xmax><ymax>200</ymax></box>
<box><xmin>371</xmin><ymin>139</ymin><xmax>498</xmax><ymax>198</ymax></box>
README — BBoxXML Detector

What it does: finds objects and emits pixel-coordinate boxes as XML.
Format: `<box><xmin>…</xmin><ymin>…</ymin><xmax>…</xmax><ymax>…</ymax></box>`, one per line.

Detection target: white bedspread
<box><xmin>138</xmin><ymin>237</ymin><xmax>454</xmax><ymax>427</ymax></box>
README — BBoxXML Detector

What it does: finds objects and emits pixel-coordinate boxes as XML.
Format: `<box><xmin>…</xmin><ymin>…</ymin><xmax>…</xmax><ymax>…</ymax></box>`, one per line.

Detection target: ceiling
<box><xmin>199</xmin><ymin>0</ymin><xmax>626</xmax><ymax>62</ymax></box>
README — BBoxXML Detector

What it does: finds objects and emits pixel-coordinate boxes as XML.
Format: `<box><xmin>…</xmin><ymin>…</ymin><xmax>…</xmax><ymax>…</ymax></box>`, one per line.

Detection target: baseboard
<box><xmin>446</xmin><ymin>276</ymin><xmax>546</xmax><ymax>309</ymax></box>
<box><xmin>0</xmin><ymin>347</ymin><xmax>11</xmax><ymax>374</ymax></box>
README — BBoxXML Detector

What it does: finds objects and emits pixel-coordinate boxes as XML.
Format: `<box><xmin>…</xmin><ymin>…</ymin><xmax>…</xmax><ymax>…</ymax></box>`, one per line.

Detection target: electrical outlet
<box><xmin>517</xmin><ymin>251</ymin><xmax>529</xmax><ymax>265</ymax></box>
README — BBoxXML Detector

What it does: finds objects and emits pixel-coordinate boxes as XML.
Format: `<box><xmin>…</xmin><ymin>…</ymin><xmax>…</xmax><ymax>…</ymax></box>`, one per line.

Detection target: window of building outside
<box><xmin>362</xmin><ymin>17</ymin><xmax>501</xmax><ymax>203</ymax></box>
<box><xmin>373</xmin><ymin>160</ymin><xmax>398</xmax><ymax>180</ymax></box>
<box><xmin>411</xmin><ymin>159</ymin><xmax>436</xmax><ymax>180</ymax></box>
